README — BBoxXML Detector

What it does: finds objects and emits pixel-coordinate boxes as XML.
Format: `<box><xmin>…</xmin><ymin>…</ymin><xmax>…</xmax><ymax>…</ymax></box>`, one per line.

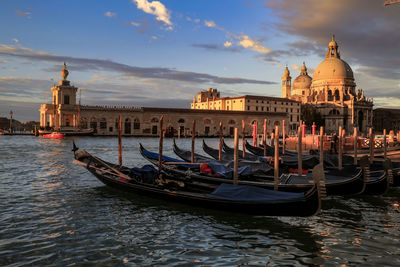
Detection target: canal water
<box><xmin>0</xmin><ymin>136</ymin><xmax>399</xmax><ymax>266</ymax></box>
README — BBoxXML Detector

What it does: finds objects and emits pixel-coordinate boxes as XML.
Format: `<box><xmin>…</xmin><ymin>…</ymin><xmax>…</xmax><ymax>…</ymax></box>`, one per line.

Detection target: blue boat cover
<box><xmin>141</xmin><ymin>148</ymin><xmax>199</xmax><ymax>169</ymax></box>
<box><xmin>207</xmin><ymin>183</ymin><xmax>306</xmax><ymax>203</ymax></box>
<box><xmin>129</xmin><ymin>165</ymin><xmax>158</xmax><ymax>183</ymax></box>
<box><xmin>207</xmin><ymin>161</ymin><xmax>252</xmax><ymax>178</ymax></box>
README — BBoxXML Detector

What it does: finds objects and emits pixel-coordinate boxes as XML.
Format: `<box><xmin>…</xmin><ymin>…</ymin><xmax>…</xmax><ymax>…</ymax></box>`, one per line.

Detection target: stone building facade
<box><xmin>373</xmin><ymin>108</ymin><xmax>400</xmax><ymax>133</ymax></box>
<box><xmin>282</xmin><ymin>36</ymin><xmax>374</xmax><ymax>134</ymax></box>
<box><xmin>39</xmin><ymin>64</ymin><xmax>289</xmax><ymax>136</ymax></box>
<box><xmin>191</xmin><ymin>88</ymin><xmax>301</xmax><ymax>132</ymax></box>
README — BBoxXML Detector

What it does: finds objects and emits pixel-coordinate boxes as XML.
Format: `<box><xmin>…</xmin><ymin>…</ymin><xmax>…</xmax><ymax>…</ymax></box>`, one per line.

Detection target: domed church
<box><xmin>282</xmin><ymin>35</ymin><xmax>373</xmax><ymax>133</ymax></box>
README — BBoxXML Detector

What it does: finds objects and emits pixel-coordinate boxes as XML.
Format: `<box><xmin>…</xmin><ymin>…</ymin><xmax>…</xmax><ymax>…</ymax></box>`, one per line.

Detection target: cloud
<box><xmin>132</xmin><ymin>0</ymin><xmax>172</xmax><ymax>29</ymax></box>
<box><xmin>15</xmin><ymin>9</ymin><xmax>31</xmax><ymax>16</ymax></box>
<box><xmin>12</xmin><ymin>39</ymin><xmax>19</xmax><ymax>43</ymax></box>
<box><xmin>105</xmin><ymin>11</ymin><xmax>117</xmax><ymax>18</ymax></box>
<box><xmin>124</xmin><ymin>21</ymin><xmax>140</xmax><ymax>27</ymax></box>
<box><xmin>0</xmin><ymin>44</ymin><xmax>273</xmax><ymax>85</ymax></box>
<box><xmin>223</xmin><ymin>41</ymin><xmax>232</xmax><ymax>48</ymax></box>
<box><xmin>204</xmin><ymin>20</ymin><xmax>216</xmax><ymax>28</ymax></box>
<box><xmin>191</xmin><ymin>43</ymin><xmax>241</xmax><ymax>53</ymax></box>
<box><xmin>267</xmin><ymin>0</ymin><xmax>400</xmax><ymax>80</ymax></box>
<box><xmin>238</xmin><ymin>34</ymin><xmax>271</xmax><ymax>53</ymax></box>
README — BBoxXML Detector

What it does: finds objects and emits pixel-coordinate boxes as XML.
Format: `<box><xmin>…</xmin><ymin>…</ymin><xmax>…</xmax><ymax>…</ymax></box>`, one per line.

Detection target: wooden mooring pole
<box><xmin>369</xmin><ymin>127</ymin><xmax>374</xmax><ymax>163</ymax></box>
<box><xmin>383</xmin><ymin>129</ymin><xmax>387</xmax><ymax>160</ymax></box>
<box><xmin>233</xmin><ymin>128</ymin><xmax>239</xmax><ymax>185</ymax></box>
<box><xmin>320</xmin><ymin>126</ymin><xmax>324</xmax><ymax>168</ymax></box>
<box><xmin>298</xmin><ymin>126</ymin><xmax>303</xmax><ymax>176</ymax></box>
<box><xmin>219</xmin><ymin>121</ymin><xmax>223</xmax><ymax>161</ymax></box>
<box><xmin>354</xmin><ymin>127</ymin><xmax>358</xmax><ymax>165</ymax></box>
<box><xmin>338</xmin><ymin>126</ymin><xmax>343</xmax><ymax>170</ymax></box>
<box><xmin>274</xmin><ymin>125</ymin><xmax>279</xmax><ymax>190</ymax></box>
<box><xmin>263</xmin><ymin>119</ymin><xmax>267</xmax><ymax>157</ymax></box>
<box><xmin>282</xmin><ymin>120</ymin><xmax>285</xmax><ymax>155</ymax></box>
<box><xmin>158</xmin><ymin>116</ymin><xmax>164</xmax><ymax>173</ymax></box>
<box><xmin>242</xmin><ymin>120</ymin><xmax>246</xmax><ymax>158</ymax></box>
<box><xmin>118</xmin><ymin>115</ymin><xmax>122</xmax><ymax>168</ymax></box>
<box><xmin>191</xmin><ymin>120</ymin><xmax>196</xmax><ymax>163</ymax></box>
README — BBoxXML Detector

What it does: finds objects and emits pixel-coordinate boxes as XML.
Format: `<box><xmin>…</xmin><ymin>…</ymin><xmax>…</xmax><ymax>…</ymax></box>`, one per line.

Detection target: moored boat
<box><xmin>42</xmin><ymin>132</ymin><xmax>64</xmax><ymax>139</ymax></box>
<box><xmin>73</xmin><ymin>144</ymin><xmax>323</xmax><ymax>217</ymax></box>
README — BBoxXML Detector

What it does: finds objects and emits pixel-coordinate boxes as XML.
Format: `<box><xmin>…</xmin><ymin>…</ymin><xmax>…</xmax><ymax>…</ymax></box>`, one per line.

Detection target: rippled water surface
<box><xmin>1</xmin><ymin>136</ymin><xmax>399</xmax><ymax>266</ymax></box>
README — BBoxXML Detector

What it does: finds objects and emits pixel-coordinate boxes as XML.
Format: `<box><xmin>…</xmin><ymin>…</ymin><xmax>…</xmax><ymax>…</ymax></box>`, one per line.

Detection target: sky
<box><xmin>0</xmin><ymin>0</ymin><xmax>399</xmax><ymax>122</ymax></box>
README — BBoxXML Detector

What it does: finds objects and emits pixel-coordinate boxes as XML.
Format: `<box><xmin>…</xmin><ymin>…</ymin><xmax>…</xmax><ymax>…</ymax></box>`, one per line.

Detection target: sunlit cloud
<box><xmin>204</xmin><ymin>20</ymin><xmax>216</xmax><ymax>28</ymax></box>
<box><xmin>12</xmin><ymin>39</ymin><xmax>19</xmax><ymax>43</ymax></box>
<box><xmin>105</xmin><ymin>11</ymin><xmax>117</xmax><ymax>18</ymax></box>
<box><xmin>238</xmin><ymin>34</ymin><xmax>271</xmax><ymax>54</ymax></box>
<box><xmin>132</xmin><ymin>0</ymin><xmax>173</xmax><ymax>29</ymax></box>
<box><xmin>223</xmin><ymin>41</ymin><xmax>232</xmax><ymax>48</ymax></box>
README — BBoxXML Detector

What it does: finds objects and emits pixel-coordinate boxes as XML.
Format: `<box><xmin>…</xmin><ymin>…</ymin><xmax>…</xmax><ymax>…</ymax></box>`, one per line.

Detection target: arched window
<box><xmin>328</xmin><ymin>90</ymin><xmax>333</xmax><ymax>101</ymax></box>
<box><xmin>134</xmin><ymin>118</ymin><xmax>140</xmax><ymax>130</ymax></box>
<box><xmin>334</xmin><ymin>90</ymin><xmax>340</xmax><ymax>101</ymax></box>
<box><xmin>100</xmin><ymin>118</ymin><xmax>107</xmax><ymax>129</ymax></box>
<box><xmin>90</xmin><ymin>117</ymin><xmax>97</xmax><ymax>129</ymax></box>
<box><xmin>125</xmin><ymin>118</ymin><xmax>131</xmax><ymax>134</ymax></box>
<box><xmin>151</xmin><ymin>117</ymin><xmax>159</xmax><ymax>123</ymax></box>
<box><xmin>115</xmin><ymin>117</ymin><xmax>120</xmax><ymax>130</ymax></box>
<box><xmin>178</xmin><ymin>118</ymin><xmax>185</xmax><ymax>123</ymax></box>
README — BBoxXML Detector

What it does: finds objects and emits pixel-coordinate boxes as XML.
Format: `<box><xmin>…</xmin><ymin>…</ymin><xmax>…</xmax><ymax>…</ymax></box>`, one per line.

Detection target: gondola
<box><xmin>140</xmin><ymin>144</ymin><xmax>368</xmax><ymax>196</ymax></box>
<box><xmin>72</xmin><ymin>144</ymin><xmax>322</xmax><ymax>217</ymax></box>
<box><xmin>173</xmin><ymin>139</ymin><xmax>273</xmax><ymax>175</ymax></box>
<box><xmin>212</xmin><ymin>140</ymin><xmax>323</xmax><ymax>170</ymax></box>
<box><xmin>244</xmin><ymin>140</ymin><xmax>297</xmax><ymax>157</ymax></box>
<box><xmin>370</xmin><ymin>159</ymin><xmax>400</xmax><ymax>187</ymax></box>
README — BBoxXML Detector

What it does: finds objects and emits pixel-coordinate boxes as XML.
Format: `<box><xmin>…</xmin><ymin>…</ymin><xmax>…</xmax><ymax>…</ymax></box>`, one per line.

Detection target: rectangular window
<box><xmin>256</xmin><ymin>106</ymin><xmax>258</xmax><ymax>111</ymax></box>
<box><xmin>247</xmin><ymin>106</ymin><xmax>250</xmax><ymax>110</ymax></box>
<box><xmin>261</xmin><ymin>107</ymin><xmax>264</xmax><ymax>111</ymax></box>
<box><xmin>64</xmin><ymin>95</ymin><xmax>70</xmax><ymax>105</ymax></box>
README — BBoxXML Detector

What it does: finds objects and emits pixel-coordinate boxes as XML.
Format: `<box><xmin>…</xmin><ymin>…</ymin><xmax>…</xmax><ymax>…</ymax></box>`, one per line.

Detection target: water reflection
<box><xmin>1</xmin><ymin>136</ymin><xmax>400</xmax><ymax>266</ymax></box>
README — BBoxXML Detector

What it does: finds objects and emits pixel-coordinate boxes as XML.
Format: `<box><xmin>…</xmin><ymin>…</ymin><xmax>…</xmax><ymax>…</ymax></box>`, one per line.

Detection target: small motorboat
<box><xmin>43</xmin><ymin>132</ymin><xmax>65</xmax><ymax>139</ymax></box>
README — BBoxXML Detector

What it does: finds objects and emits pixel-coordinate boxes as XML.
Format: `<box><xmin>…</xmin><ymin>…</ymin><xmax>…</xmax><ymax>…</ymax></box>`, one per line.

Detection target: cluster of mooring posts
<box><xmin>115</xmin><ymin>116</ymin><xmax>399</xmax><ymax>188</ymax></box>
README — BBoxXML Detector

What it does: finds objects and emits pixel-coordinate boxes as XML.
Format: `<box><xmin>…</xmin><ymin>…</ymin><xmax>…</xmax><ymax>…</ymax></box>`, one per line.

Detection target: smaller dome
<box><xmin>293</xmin><ymin>62</ymin><xmax>312</xmax><ymax>95</ymax></box>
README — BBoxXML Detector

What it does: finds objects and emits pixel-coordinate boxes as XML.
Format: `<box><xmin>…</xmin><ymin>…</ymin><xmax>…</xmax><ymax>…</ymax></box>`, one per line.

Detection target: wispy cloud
<box><xmin>105</xmin><ymin>11</ymin><xmax>117</xmax><ymax>18</ymax></box>
<box><xmin>0</xmin><ymin>44</ymin><xmax>273</xmax><ymax>85</ymax></box>
<box><xmin>15</xmin><ymin>9</ymin><xmax>31</xmax><ymax>16</ymax></box>
<box><xmin>124</xmin><ymin>21</ymin><xmax>140</xmax><ymax>27</ymax></box>
<box><xmin>132</xmin><ymin>0</ymin><xmax>172</xmax><ymax>30</ymax></box>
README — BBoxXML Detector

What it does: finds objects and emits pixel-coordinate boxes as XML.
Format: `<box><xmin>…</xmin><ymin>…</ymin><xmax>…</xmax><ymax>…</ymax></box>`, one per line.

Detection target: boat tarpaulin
<box><xmin>208</xmin><ymin>183</ymin><xmax>306</xmax><ymax>203</ymax></box>
<box><xmin>207</xmin><ymin>161</ymin><xmax>251</xmax><ymax>178</ymax></box>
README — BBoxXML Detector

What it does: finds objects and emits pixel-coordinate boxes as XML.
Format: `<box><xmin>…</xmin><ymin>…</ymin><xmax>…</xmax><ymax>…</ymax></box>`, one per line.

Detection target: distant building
<box><xmin>281</xmin><ymin>35</ymin><xmax>374</xmax><ymax>133</ymax></box>
<box><xmin>39</xmin><ymin>63</ymin><xmax>288</xmax><ymax>136</ymax></box>
<box><xmin>373</xmin><ymin>108</ymin><xmax>400</xmax><ymax>132</ymax></box>
<box><xmin>191</xmin><ymin>88</ymin><xmax>301</xmax><ymax>132</ymax></box>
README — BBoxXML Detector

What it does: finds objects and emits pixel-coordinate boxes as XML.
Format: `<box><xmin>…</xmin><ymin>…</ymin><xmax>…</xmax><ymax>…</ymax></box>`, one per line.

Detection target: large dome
<box><xmin>312</xmin><ymin>57</ymin><xmax>353</xmax><ymax>81</ymax></box>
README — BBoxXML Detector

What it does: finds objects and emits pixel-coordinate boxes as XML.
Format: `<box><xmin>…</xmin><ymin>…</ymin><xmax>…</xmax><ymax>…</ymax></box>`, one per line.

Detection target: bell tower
<box><xmin>281</xmin><ymin>66</ymin><xmax>291</xmax><ymax>98</ymax></box>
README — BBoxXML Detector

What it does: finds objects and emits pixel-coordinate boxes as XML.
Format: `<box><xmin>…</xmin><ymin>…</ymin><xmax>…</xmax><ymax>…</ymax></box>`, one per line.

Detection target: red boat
<box><xmin>43</xmin><ymin>132</ymin><xmax>65</xmax><ymax>139</ymax></box>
